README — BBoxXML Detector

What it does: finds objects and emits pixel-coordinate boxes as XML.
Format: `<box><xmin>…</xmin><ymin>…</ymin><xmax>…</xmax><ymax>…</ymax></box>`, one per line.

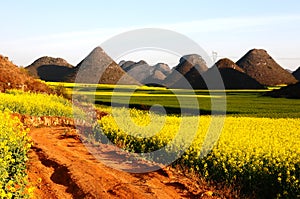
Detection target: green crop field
<box><xmin>47</xmin><ymin>82</ymin><xmax>300</xmax><ymax>118</ymax></box>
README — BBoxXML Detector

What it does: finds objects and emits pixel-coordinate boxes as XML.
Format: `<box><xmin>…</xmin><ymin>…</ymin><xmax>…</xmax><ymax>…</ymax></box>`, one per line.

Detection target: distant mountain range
<box><xmin>24</xmin><ymin>47</ymin><xmax>299</xmax><ymax>90</ymax></box>
<box><xmin>119</xmin><ymin>60</ymin><xmax>171</xmax><ymax>85</ymax></box>
<box><xmin>26</xmin><ymin>47</ymin><xmax>140</xmax><ymax>85</ymax></box>
<box><xmin>171</xmin><ymin>58</ymin><xmax>263</xmax><ymax>89</ymax></box>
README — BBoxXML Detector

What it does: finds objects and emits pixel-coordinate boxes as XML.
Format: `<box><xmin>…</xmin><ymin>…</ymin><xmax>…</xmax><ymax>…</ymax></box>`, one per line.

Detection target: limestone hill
<box><xmin>163</xmin><ymin>54</ymin><xmax>208</xmax><ymax>87</ymax></box>
<box><xmin>170</xmin><ymin>57</ymin><xmax>263</xmax><ymax>89</ymax></box>
<box><xmin>293</xmin><ymin>67</ymin><xmax>300</xmax><ymax>81</ymax></box>
<box><xmin>68</xmin><ymin>47</ymin><xmax>140</xmax><ymax>85</ymax></box>
<box><xmin>26</xmin><ymin>56</ymin><xmax>74</xmax><ymax>82</ymax></box>
<box><xmin>171</xmin><ymin>67</ymin><xmax>263</xmax><ymax>89</ymax></box>
<box><xmin>236</xmin><ymin>49</ymin><xmax>297</xmax><ymax>86</ymax></box>
<box><xmin>119</xmin><ymin>61</ymin><xmax>171</xmax><ymax>85</ymax></box>
<box><xmin>215</xmin><ymin>58</ymin><xmax>245</xmax><ymax>73</ymax></box>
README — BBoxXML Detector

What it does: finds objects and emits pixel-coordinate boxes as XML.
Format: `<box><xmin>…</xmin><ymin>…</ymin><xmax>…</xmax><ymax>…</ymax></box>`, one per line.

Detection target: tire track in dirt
<box><xmin>31</xmin><ymin>146</ymin><xmax>87</xmax><ymax>199</ymax></box>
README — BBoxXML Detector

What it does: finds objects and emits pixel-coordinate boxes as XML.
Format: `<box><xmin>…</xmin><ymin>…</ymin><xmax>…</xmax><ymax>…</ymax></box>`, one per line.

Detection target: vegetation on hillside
<box><xmin>0</xmin><ymin>55</ymin><xmax>52</xmax><ymax>93</ymax></box>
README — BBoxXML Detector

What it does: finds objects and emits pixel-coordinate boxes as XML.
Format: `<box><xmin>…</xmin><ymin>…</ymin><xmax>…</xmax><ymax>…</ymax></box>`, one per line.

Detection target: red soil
<box><xmin>26</xmin><ymin>126</ymin><xmax>237</xmax><ymax>198</ymax></box>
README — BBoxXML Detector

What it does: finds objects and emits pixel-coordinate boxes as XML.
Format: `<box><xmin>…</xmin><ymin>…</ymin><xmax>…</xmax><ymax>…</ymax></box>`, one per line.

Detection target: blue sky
<box><xmin>1</xmin><ymin>0</ymin><xmax>300</xmax><ymax>70</ymax></box>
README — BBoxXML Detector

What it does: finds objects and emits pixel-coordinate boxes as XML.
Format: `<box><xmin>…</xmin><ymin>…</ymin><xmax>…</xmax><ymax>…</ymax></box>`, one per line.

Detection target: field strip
<box><xmin>69</xmin><ymin>91</ymin><xmax>224</xmax><ymax>98</ymax></box>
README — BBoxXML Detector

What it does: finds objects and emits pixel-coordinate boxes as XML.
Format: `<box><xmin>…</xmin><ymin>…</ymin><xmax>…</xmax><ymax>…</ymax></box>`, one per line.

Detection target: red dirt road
<box><xmin>27</xmin><ymin>127</ymin><xmax>231</xmax><ymax>199</ymax></box>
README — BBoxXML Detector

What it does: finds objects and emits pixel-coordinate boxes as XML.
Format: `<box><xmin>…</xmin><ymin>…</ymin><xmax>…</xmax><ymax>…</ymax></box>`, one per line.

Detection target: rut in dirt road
<box><xmin>27</xmin><ymin>127</ymin><xmax>235</xmax><ymax>199</ymax></box>
<box><xmin>31</xmin><ymin>146</ymin><xmax>87</xmax><ymax>199</ymax></box>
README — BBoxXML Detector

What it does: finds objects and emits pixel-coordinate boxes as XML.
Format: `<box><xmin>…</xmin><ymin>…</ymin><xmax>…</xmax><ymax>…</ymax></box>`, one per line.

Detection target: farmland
<box><xmin>0</xmin><ymin>82</ymin><xmax>299</xmax><ymax>198</ymax></box>
<box><xmin>46</xmin><ymin>82</ymin><xmax>300</xmax><ymax>198</ymax></box>
<box><xmin>48</xmin><ymin>82</ymin><xmax>300</xmax><ymax>118</ymax></box>
<box><xmin>0</xmin><ymin>90</ymin><xmax>86</xmax><ymax>198</ymax></box>
<box><xmin>0</xmin><ymin>89</ymin><xmax>83</xmax><ymax>118</ymax></box>
<box><xmin>99</xmin><ymin>109</ymin><xmax>300</xmax><ymax>198</ymax></box>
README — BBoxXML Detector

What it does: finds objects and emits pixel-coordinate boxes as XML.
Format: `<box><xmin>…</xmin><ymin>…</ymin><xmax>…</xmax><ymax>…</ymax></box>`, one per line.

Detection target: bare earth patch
<box><xmin>27</xmin><ymin>127</ymin><xmax>237</xmax><ymax>199</ymax></box>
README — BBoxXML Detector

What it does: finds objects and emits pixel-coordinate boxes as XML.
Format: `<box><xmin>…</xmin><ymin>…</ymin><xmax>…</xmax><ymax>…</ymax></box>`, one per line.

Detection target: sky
<box><xmin>1</xmin><ymin>0</ymin><xmax>300</xmax><ymax>70</ymax></box>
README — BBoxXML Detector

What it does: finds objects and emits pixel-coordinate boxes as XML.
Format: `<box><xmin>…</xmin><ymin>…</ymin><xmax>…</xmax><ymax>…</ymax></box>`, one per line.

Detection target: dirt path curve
<box><xmin>27</xmin><ymin>127</ymin><xmax>222</xmax><ymax>199</ymax></box>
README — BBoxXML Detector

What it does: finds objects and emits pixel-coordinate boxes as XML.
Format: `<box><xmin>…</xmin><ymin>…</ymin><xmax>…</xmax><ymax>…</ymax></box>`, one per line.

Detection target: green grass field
<box><xmin>47</xmin><ymin>82</ymin><xmax>300</xmax><ymax>118</ymax></box>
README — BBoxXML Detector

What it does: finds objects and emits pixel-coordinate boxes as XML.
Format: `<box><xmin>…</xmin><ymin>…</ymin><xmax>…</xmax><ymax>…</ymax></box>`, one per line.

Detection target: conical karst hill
<box><xmin>215</xmin><ymin>58</ymin><xmax>245</xmax><ymax>73</ymax></box>
<box><xmin>67</xmin><ymin>47</ymin><xmax>140</xmax><ymax>85</ymax></box>
<box><xmin>119</xmin><ymin>61</ymin><xmax>171</xmax><ymax>85</ymax></box>
<box><xmin>292</xmin><ymin>67</ymin><xmax>300</xmax><ymax>81</ymax></box>
<box><xmin>119</xmin><ymin>60</ymin><xmax>153</xmax><ymax>83</ymax></box>
<box><xmin>163</xmin><ymin>54</ymin><xmax>208</xmax><ymax>87</ymax></box>
<box><xmin>26</xmin><ymin>56</ymin><xmax>74</xmax><ymax>82</ymax></box>
<box><xmin>143</xmin><ymin>63</ymin><xmax>171</xmax><ymax>86</ymax></box>
<box><xmin>236</xmin><ymin>49</ymin><xmax>298</xmax><ymax>86</ymax></box>
<box><xmin>171</xmin><ymin>57</ymin><xmax>263</xmax><ymax>89</ymax></box>
<box><xmin>214</xmin><ymin>58</ymin><xmax>263</xmax><ymax>89</ymax></box>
